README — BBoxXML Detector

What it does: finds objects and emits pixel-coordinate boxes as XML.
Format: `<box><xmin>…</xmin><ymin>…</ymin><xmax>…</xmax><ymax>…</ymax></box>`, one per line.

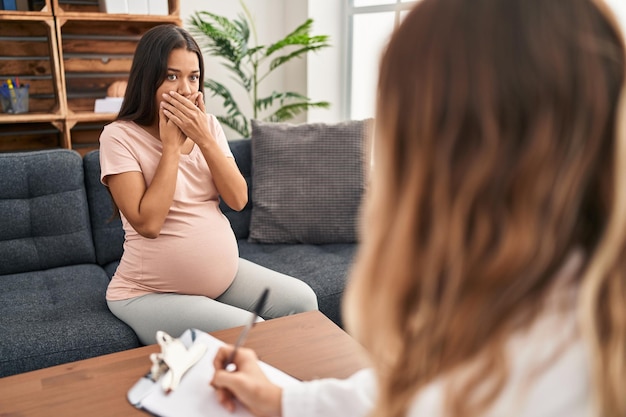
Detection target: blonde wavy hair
<box><xmin>344</xmin><ymin>0</ymin><xmax>626</xmax><ymax>416</ymax></box>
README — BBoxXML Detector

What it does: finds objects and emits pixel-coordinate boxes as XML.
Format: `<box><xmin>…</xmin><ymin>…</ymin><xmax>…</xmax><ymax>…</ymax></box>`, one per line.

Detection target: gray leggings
<box><xmin>107</xmin><ymin>258</ymin><xmax>318</xmax><ymax>345</ymax></box>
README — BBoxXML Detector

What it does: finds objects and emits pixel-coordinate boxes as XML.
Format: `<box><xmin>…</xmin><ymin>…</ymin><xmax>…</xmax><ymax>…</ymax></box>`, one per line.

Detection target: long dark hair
<box><xmin>117</xmin><ymin>24</ymin><xmax>205</xmax><ymax>126</ymax></box>
<box><xmin>344</xmin><ymin>0</ymin><xmax>626</xmax><ymax>416</ymax></box>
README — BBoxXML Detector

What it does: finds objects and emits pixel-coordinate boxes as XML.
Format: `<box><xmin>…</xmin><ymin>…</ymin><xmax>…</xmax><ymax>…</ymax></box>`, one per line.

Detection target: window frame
<box><xmin>345</xmin><ymin>0</ymin><xmax>417</xmax><ymax>119</ymax></box>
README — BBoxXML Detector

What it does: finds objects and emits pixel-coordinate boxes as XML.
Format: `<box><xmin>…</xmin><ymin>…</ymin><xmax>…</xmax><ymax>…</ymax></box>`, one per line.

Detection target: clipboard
<box><xmin>128</xmin><ymin>328</ymin><xmax>298</xmax><ymax>417</ymax></box>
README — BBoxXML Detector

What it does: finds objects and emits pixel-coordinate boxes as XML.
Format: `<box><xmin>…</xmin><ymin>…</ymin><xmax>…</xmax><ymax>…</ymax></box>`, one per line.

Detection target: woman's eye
<box><xmin>190</xmin><ymin>75</ymin><xmax>199</xmax><ymax>82</ymax></box>
<box><xmin>167</xmin><ymin>74</ymin><xmax>177</xmax><ymax>81</ymax></box>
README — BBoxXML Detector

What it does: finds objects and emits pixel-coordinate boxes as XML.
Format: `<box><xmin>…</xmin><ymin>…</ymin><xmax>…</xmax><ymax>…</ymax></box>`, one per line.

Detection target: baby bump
<box><xmin>127</xmin><ymin>224</ymin><xmax>239</xmax><ymax>298</ymax></box>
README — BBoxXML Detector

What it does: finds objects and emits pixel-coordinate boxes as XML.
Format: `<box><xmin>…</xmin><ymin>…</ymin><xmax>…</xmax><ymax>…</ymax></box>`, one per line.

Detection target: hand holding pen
<box><xmin>210</xmin><ymin>288</ymin><xmax>283</xmax><ymax>416</ymax></box>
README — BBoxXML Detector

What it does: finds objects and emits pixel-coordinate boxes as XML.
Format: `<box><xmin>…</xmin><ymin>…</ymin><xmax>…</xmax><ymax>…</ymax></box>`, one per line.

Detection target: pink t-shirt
<box><xmin>99</xmin><ymin>116</ymin><xmax>239</xmax><ymax>301</ymax></box>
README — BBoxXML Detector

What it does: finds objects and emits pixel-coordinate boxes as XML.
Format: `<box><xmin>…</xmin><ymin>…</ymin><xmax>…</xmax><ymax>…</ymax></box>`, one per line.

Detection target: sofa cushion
<box><xmin>0</xmin><ymin>264</ymin><xmax>139</xmax><ymax>377</ymax></box>
<box><xmin>219</xmin><ymin>139</ymin><xmax>253</xmax><ymax>240</ymax></box>
<box><xmin>238</xmin><ymin>241</ymin><xmax>356</xmax><ymax>326</ymax></box>
<box><xmin>248</xmin><ymin>119</ymin><xmax>371</xmax><ymax>244</ymax></box>
<box><xmin>0</xmin><ymin>149</ymin><xmax>96</xmax><ymax>275</ymax></box>
<box><xmin>103</xmin><ymin>260</ymin><xmax>121</xmax><ymax>279</ymax></box>
<box><xmin>83</xmin><ymin>150</ymin><xmax>124</xmax><ymax>267</ymax></box>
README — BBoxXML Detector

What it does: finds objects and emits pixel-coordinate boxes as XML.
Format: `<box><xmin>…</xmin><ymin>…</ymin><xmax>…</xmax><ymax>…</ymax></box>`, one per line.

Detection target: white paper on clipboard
<box><xmin>128</xmin><ymin>329</ymin><xmax>298</xmax><ymax>417</ymax></box>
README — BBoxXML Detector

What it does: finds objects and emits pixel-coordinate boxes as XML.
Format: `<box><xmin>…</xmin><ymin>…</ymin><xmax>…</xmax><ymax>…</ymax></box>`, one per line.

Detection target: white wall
<box><xmin>306</xmin><ymin>0</ymin><xmax>345</xmax><ymax>123</ymax></box>
<box><xmin>284</xmin><ymin>0</ymin><xmax>308</xmax><ymax>125</ymax></box>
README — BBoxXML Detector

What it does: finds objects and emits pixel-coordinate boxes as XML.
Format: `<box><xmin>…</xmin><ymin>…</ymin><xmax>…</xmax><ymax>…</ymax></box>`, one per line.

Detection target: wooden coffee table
<box><xmin>0</xmin><ymin>311</ymin><xmax>369</xmax><ymax>417</ymax></box>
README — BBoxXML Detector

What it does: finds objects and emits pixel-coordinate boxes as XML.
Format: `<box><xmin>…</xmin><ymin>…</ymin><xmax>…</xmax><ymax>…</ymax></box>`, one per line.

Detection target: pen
<box><xmin>6</xmin><ymin>79</ymin><xmax>17</xmax><ymax>113</ymax></box>
<box><xmin>224</xmin><ymin>287</ymin><xmax>270</xmax><ymax>371</ymax></box>
<box><xmin>7</xmin><ymin>78</ymin><xmax>17</xmax><ymax>96</ymax></box>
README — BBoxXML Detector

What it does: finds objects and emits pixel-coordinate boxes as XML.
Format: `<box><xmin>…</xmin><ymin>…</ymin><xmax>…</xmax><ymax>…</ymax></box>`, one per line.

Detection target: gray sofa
<box><xmin>0</xmin><ymin>139</ymin><xmax>356</xmax><ymax>378</ymax></box>
<box><xmin>0</xmin><ymin>149</ymin><xmax>139</xmax><ymax>378</ymax></box>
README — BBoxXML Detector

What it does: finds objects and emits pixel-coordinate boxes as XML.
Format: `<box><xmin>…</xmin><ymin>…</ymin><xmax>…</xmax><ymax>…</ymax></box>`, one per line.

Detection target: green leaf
<box><xmin>268</xmin><ymin>43</ymin><xmax>329</xmax><ymax>72</ymax></box>
<box><xmin>266</xmin><ymin>19</ymin><xmax>320</xmax><ymax>55</ymax></box>
<box><xmin>216</xmin><ymin>115</ymin><xmax>250</xmax><ymax>138</ymax></box>
<box><xmin>204</xmin><ymin>80</ymin><xmax>250</xmax><ymax>137</ymax></box>
<box><xmin>256</xmin><ymin>91</ymin><xmax>315</xmax><ymax>112</ymax></box>
<box><xmin>189</xmin><ymin>12</ymin><xmax>250</xmax><ymax>64</ymax></box>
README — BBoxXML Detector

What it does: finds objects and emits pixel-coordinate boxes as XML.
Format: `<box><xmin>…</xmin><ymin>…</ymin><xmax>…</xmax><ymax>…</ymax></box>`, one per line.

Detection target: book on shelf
<box><xmin>99</xmin><ymin>0</ymin><xmax>127</xmax><ymax>14</ymax></box>
<box><xmin>127</xmin><ymin>0</ymin><xmax>148</xmax><ymax>14</ymax></box>
<box><xmin>98</xmin><ymin>0</ymin><xmax>167</xmax><ymax>15</ymax></box>
<box><xmin>0</xmin><ymin>0</ymin><xmax>38</xmax><ymax>12</ymax></box>
<box><xmin>148</xmin><ymin>0</ymin><xmax>168</xmax><ymax>15</ymax></box>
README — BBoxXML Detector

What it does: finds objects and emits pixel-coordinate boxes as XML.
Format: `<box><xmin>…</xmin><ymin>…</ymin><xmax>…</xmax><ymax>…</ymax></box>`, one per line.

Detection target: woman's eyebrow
<box><xmin>166</xmin><ymin>68</ymin><xmax>200</xmax><ymax>73</ymax></box>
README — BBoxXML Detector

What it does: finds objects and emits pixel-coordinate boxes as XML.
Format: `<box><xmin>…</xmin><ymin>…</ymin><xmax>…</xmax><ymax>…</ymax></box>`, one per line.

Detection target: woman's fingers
<box><xmin>162</xmin><ymin>91</ymin><xmax>197</xmax><ymax>114</ymax></box>
<box><xmin>160</xmin><ymin>104</ymin><xmax>182</xmax><ymax>126</ymax></box>
<box><xmin>160</xmin><ymin>91</ymin><xmax>211</xmax><ymax>142</ymax></box>
<box><xmin>194</xmin><ymin>91</ymin><xmax>206</xmax><ymax>112</ymax></box>
<box><xmin>160</xmin><ymin>94</ymin><xmax>188</xmax><ymax>121</ymax></box>
<box><xmin>214</xmin><ymin>386</ymin><xmax>236</xmax><ymax>412</ymax></box>
<box><xmin>210</xmin><ymin>346</ymin><xmax>283</xmax><ymax>417</ymax></box>
<box><xmin>213</xmin><ymin>345</ymin><xmax>236</xmax><ymax>370</ymax></box>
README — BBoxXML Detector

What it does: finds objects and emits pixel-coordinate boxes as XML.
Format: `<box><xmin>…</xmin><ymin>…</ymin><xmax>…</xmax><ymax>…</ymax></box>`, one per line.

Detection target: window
<box><xmin>605</xmin><ymin>0</ymin><xmax>626</xmax><ymax>31</ymax></box>
<box><xmin>347</xmin><ymin>0</ymin><xmax>418</xmax><ymax>120</ymax></box>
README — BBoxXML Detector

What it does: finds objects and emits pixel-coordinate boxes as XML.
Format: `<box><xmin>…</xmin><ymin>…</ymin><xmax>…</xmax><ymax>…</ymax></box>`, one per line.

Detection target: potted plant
<box><xmin>188</xmin><ymin>1</ymin><xmax>331</xmax><ymax>138</ymax></box>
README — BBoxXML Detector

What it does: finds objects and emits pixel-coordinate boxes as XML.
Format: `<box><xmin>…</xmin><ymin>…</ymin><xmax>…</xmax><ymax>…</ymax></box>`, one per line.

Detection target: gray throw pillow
<box><xmin>249</xmin><ymin>119</ymin><xmax>372</xmax><ymax>244</ymax></box>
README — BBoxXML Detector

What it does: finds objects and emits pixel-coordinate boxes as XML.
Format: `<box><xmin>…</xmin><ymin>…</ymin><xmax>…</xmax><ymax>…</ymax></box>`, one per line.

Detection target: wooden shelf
<box><xmin>0</xmin><ymin>112</ymin><xmax>62</xmax><ymax>123</ymax></box>
<box><xmin>56</xmin><ymin>12</ymin><xmax>180</xmax><ymax>22</ymax></box>
<box><xmin>63</xmin><ymin>119</ymin><xmax>109</xmax><ymax>156</ymax></box>
<box><xmin>0</xmin><ymin>0</ymin><xmax>180</xmax><ymax>153</ymax></box>
<box><xmin>67</xmin><ymin>111</ymin><xmax>117</xmax><ymax>123</ymax></box>
<box><xmin>0</xmin><ymin>17</ymin><xmax>64</xmax><ymax>123</ymax></box>
<box><xmin>52</xmin><ymin>0</ymin><xmax>179</xmax><ymax>16</ymax></box>
<box><xmin>0</xmin><ymin>121</ymin><xmax>64</xmax><ymax>152</ymax></box>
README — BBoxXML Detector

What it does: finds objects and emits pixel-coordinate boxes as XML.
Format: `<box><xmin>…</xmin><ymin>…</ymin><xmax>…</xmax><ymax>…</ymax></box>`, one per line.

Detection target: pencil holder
<box><xmin>0</xmin><ymin>85</ymin><xmax>29</xmax><ymax>114</ymax></box>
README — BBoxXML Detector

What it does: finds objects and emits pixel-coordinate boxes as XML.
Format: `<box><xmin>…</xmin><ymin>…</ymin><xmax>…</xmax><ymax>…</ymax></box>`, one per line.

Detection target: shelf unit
<box><xmin>0</xmin><ymin>0</ymin><xmax>180</xmax><ymax>154</ymax></box>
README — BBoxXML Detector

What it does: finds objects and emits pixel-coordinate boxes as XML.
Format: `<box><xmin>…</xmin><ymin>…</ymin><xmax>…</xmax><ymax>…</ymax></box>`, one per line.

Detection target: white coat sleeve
<box><xmin>282</xmin><ymin>368</ymin><xmax>376</xmax><ymax>417</ymax></box>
